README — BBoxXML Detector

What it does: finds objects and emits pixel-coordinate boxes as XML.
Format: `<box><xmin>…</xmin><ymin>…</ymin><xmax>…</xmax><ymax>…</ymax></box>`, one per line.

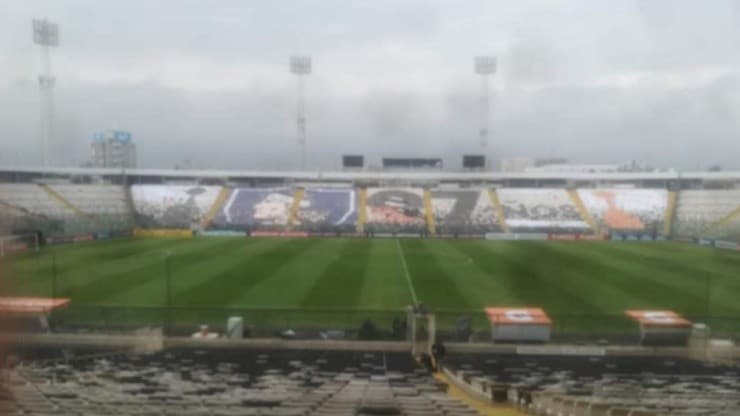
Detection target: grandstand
<box><xmin>6</xmin><ymin>346</ymin><xmax>488</xmax><ymax>416</ymax></box>
<box><xmin>2</xmin><ymin>167</ymin><xmax>740</xmax><ymax>415</ymax></box>
<box><xmin>1</xmin><ymin>167</ymin><xmax>739</xmax><ymax>240</ymax></box>
<box><xmin>444</xmin><ymin>353</ymin><xmax>740</xmax><ymax>415</ymax></box>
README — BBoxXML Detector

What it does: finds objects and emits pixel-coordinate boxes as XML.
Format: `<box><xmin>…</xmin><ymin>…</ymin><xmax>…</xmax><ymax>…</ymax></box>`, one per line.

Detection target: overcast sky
<box><xmin>1</xmin><ymin>0</ymin><xmax>739</xmax><ymax>170</ymax></box>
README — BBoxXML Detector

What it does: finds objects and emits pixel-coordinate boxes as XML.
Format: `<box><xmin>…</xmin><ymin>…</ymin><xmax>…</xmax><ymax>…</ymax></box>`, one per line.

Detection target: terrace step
<box><xmin>568</xmin><ymin>189</ymin><xmax>597</xmax><ymax>234</ymax></box>
<box><xmin>357</xmin><ymin>187</ymin><xmax>368</xmax><ymax>233</ymax></box>
<box><xmin>40</xmin><ymin>183</ymin><xmax>86</xmax><ymax>217</ymax></box>
<box><xmin>487</xmin><ymin>189</ymin><xmax>510</xmax><ymax>233</ymax></box>
<box><xmin>201</xmin><ymin>187</ymin><xmax>231</xmax><ymax>229</ymax></box>
<box><xmin>663</xmin><ymin>190</ymin><xmax>677</xmax><ymax>236</ymax></box>
<box><xmin>703</xmin><ymin>203</ymin><xmax>740</xmax><ymax>237</ymax></box>
<box><xmin>424</xmin><ymin>189</ymin><xmax>436</xmax><ymax>235</ymax></box>
<box><xmin>287</xmin><ymin>187</ymin><xmax>305</xmax><ymax>230</ymax></box>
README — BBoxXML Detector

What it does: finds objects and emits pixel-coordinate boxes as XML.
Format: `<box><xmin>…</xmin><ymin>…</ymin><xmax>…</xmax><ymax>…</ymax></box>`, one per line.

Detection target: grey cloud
<box><xmin>1</xmin><ymin>0</ymin><xmax>739</xmax><ymax>171</ymax></box>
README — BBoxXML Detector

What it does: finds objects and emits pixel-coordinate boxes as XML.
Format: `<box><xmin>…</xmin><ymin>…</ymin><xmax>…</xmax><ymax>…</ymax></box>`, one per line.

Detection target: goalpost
<box><xmin>0</xmin><ymin>233</ymin><xmax>40</xmax><ymax>257</ymax></box>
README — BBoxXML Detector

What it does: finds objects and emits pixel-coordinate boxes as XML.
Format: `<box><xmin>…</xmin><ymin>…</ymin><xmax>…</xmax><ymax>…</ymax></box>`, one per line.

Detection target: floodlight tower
<box><xmin>474</xmin><ymin>56</ymin><xmax>496</xmax><ymax>155</ymax></box>
<box><xmin>290</xmin><ymin>55</ymin><xmax>311</xmax><ymax>170</ymax></box>
<box><xmin>32</xmin><ymin>19</ymin><xmax>59</xmax><ymax>168</ymax></box>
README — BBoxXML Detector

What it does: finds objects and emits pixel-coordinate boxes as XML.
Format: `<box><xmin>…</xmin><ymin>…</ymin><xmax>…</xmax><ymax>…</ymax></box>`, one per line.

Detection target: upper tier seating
<box><xmin>49</xmin><ymin>184</ymin><xmax>130</xmax><ymax>216</ymax></box>
<box><xmin>0</xmin><ymin>184</ymin><xmax>74</xmax><ymax>218</ymax></box>
<box><xmin>675</xmin><ymin>190</ymin><xmax>740</xmax><ymax>238</ymax></box>
<box><xmin>578</xmin><ymin>189</ymin><xmax>667</xmax><ymax>232</ymax></box>
<box><xmin>296</xmin><ymin>188</ymin><xmax>357</xmax><ymax>231</ymax></box>
<box><xmin>214</xmin><ymin>187</ymin><xmax>295</xmax><ymax>229</ymax></box>
<box><xmin>6</xmin><ymin>347</ymin><xmax>482</xmax><ymax>416</ymax></box>
<box><xmin>132</xmin><ymin>185</ymin><xmax>221</xmax><ymax>228</ymax></box>
<box><xmin>444</xmin><ymin>353</ymin><xmax>740</xmax><ymax>416</ymax></box>
<box><xmin>365</xmin><ymin>188</ymin><xmax>427</xmax><ymax>233</ymax></box>
<box><xmin>498</xmin><ymin>189</ymin><xmax>589</xmax><ymax>233</ymax></box>
<box><xmin>431</xmin><ymin>190</ymin><xmax>501</xmax><ymax>234</ymax></box>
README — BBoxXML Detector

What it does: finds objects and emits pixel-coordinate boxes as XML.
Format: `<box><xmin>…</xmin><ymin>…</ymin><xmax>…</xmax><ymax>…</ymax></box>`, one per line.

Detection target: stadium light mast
<box><xmin>290</xmin><ymin>55</ymin><xmax>311</xmax><ymax>171</ymax></box>
<box><xmin>474</xmin><ymin>56</ymin><xmax>496</xmax><ymax>165</ymax></box>
<box><xmin>32</xmin><ymin>19</ymin><xmax>59</xmax><ymax>169</ymax></box>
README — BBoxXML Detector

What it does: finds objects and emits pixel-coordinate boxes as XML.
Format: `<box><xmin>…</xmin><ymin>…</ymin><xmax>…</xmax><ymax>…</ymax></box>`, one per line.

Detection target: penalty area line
<box><xmin>395</xmin><ymin>239</ymin><xmax>419</xmax><ymax>306</ymax></box>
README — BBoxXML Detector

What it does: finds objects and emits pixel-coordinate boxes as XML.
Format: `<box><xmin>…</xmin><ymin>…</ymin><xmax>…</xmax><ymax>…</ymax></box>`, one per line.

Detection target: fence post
<box><xmin>51</xmin><ymin>253</ymin><xmax>58</xmax><ymax>299</ymax></box>
<box><xmin>164</xmin><ymin>254</ymin><xmax>172</xmax><ymax>334</ymax></box>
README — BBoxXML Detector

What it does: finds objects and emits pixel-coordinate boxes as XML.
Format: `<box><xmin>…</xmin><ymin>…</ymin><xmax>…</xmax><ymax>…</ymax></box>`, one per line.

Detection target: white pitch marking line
<box><xmin>395</xmin><ymin>239</ymin><xmax>419</xmax><ymax>306</ymax></box>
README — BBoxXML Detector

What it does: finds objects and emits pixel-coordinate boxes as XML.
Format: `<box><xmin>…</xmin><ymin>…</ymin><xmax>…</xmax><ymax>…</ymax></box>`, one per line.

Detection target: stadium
<box><xmin>2</xmin><ymin>166</ymin><xmax>740</xmax><ymax>415</ymax></box>
<box><xmin>3</xmin><ymin>3</ymin><xmax>740</xmax><ymax>415</ymax></box>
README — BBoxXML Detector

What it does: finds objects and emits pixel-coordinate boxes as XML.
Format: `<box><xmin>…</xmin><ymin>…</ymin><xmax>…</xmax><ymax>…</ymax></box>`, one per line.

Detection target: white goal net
<box><xmin>0</xmin><ymin>234</ymin><xmax>40</xmax><ymax>257</ymax></box>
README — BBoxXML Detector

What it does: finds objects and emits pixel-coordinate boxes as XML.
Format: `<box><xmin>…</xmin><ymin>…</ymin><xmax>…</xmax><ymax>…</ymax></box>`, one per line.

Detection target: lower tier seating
<box><xmin>5</xmin><ymin>347</ymin><xmax>483</xmax><ymax>416</ymax></box>
<box><xmin>443</xmin><ymin>353</ymin><xmax>740</xmax><ymax>416</ymax></box>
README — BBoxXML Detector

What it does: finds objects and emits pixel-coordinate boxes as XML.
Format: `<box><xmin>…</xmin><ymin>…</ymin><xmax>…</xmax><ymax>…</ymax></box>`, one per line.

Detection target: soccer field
<box><xmin>5</xmin><ymin>237</ymin><xmax>740</xmax><ymax>319</ymax></box>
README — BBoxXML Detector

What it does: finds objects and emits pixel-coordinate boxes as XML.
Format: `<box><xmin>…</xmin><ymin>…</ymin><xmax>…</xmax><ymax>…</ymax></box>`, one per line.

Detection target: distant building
<box><xmin>501</xmin><ymin>157</ymin><xmax>534</xmax><ymax>172</ymax></box>
<box><xmin>89</xmin><ymin>130</ymin><xmax>136</xmax><ymax>168</ymax></box>
<box><xmin>534</xmin><ymin>157</ymin><xmax>568</xmax><ymax>168</ymax></box>
<box><xmin>525</xmin><ymin>164</ymin><xmax>619</xmax><ymax>173</ymax></box>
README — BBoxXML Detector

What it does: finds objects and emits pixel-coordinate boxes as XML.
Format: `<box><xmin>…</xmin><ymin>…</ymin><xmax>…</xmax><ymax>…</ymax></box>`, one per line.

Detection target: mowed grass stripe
<box><xmin>103</xmin><ymin>238</ymin><xmax>270</xmax><ymax>305</ymax></box>
<box><xmin>6</xmin><ymin>238</ymin><xmax>194</xmax><ymax>298</ymax></box>
<box><xmin>356</xmin><ymin>240</ymin><xmax>413</xmax><ymax>309</ymax></box>
<box><xmin>176</xmin><ymin>238</ymin><xmax>323</xmax><ymax>307</ymax></box>
<box><xmin>58</xmin><ymin>239</ymin><xmax>215</xmax><ymax>304</ymax></box>
<box><xmin>471</xmin><ymin>242</ymin><xmax>610</xmax><ymax>313</ymax></box>
<box><xmin>556</xmin><ymin>242</ymin><xmax>713</xmax><ymax>313</ymax></box>
<box><xmin>234</xmin><ymin>238</ymin><xmax>348</xmax><ymax>307</ymax></box>
<box><xmin>400</xmin><ymin>239</ymin><xmax>468</xmax><ymax>308</ymax></box>
<box><xmin>432</xmin><ymin>240</ymin><xmax>522</xmax><ymax>308</ymax></box>
<box><xmin>539</xmin><ymin>242</ymin><xmax>678</xmax><ymax>312</ymax></box>
<box><xmin>300</xmin><ymin>239</ymin><xmax>370</xmax><ymax>308</ymax></box>
<box><xmin>606</xmin><ymin>242</ymin><xmax>740</xmax><ymax>314</ymax></box>
<box><xmin>8</xmin><ymin>237</ymin><xmax>184</xmax><ymax>289</ymax></box>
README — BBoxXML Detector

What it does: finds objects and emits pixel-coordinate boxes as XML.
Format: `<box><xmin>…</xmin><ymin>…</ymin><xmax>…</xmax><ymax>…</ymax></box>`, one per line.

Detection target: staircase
<box><xmin>286</xmin><ymin>187</ymin><xmax>305</xmax><ymax>230</ymax></box>
<box><xmin>423</xmin><ymin>189</ymin><xmax>436</xmax><ymax>235</ymax></box>
<box><xmin>663</xmin><ymin>191</ymin><xmax>677</xmax><ymax>236</ymax></box>
<box><xmin>40</xmin><ymin>184</ymin><xmax>87</xmax><ymax>217</ymax></box>
<box><xmin>568</xmin><ymin>189</ymin><xmax>598</xmax><ymax>234</ymax></box>
<box><xmin>123</xmin><ymin>184</ymin><xmax>137</xmax><ymax>225</ymax></box>
<box><xmin>201</xmin><ymin>187</ymin><xmax>231</xmax><ymax>229</ymax></box>
<box><xmin>357</xmin><ymin>187</ymin><xmax>368</xmax><ymax>233</ymax></box>
<box><xmin>487</xmin><ymin>189</ymin><xmax>510</xmax><ymax>233</ymax></box>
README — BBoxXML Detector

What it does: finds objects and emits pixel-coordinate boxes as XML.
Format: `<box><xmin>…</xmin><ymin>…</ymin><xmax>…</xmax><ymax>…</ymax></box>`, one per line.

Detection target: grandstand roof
<box><xmin>2</xmin><ymin>165</ymin><xmax>740</xmax><ymax>182</ymax></box>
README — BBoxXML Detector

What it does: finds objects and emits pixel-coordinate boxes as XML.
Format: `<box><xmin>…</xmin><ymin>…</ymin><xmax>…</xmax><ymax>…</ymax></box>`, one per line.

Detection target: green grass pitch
<box><xmin>3</xmin><ymin>237</ymin><xmax>740</xmax><ymax>332</ymax></box>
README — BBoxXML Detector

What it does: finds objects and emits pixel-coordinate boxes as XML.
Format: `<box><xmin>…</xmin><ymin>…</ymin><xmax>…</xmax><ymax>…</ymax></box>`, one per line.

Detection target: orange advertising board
<box><xmin>625</xmin><ymin>310</ymin><xmax>692</xmax><ymax>327</ymax></box>
<box><xmin>0</xmin><ymin>297</ymin><xmax>70</xmax><ymax>314</ymax></box>
<box><xmin>485</xmin><ymin>307</ymin><xmax>552</xmax><ymax>326</ymax></box>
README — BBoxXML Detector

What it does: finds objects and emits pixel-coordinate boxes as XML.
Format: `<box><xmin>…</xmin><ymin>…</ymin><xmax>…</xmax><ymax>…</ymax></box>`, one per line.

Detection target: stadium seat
<box><xmin>497</xmin><ymin>188</ymin><xmax>590</xmax><ymax>233</ymax></box>
<box><xmin>443</xmin><ymin>354</ymin><xmax>740</xmax><ymax>416</ymax></box>
<box><xmin>295</xmin><ymin>187</ymin><xmax>358</xmax><ymax>232</ymax></box>
<box><xmin>212</xmin><ymin>187</ymin><xmax>296</xmax><ymax>230</ymax></box>
<box><xmin>132</xmin><ymin>185</ymin><xmax>222</xmax><ymax>229</ymax></box>
<box><xmin>577</xmin><ymin>189</ymin><xmax>667</xmax><ymax>233</ymax></box>
<box><xmin>430</xmin><ymin>189</ymin><xmax>502</xmax><ymax>235</ymax></box>
<box><xmin>7</xmin><ymin>347</ymin><xmax>485</xmax><ymax>416</ymax></box>
<box><xmin>675</xmin><ymin>190</ymin><xmax>740</xmax><ymax>240</ymax></box>
<box><xmin>364</xmin><ymin>188</ymin><xmax>427</xmax><ymax>234</ymax></box>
